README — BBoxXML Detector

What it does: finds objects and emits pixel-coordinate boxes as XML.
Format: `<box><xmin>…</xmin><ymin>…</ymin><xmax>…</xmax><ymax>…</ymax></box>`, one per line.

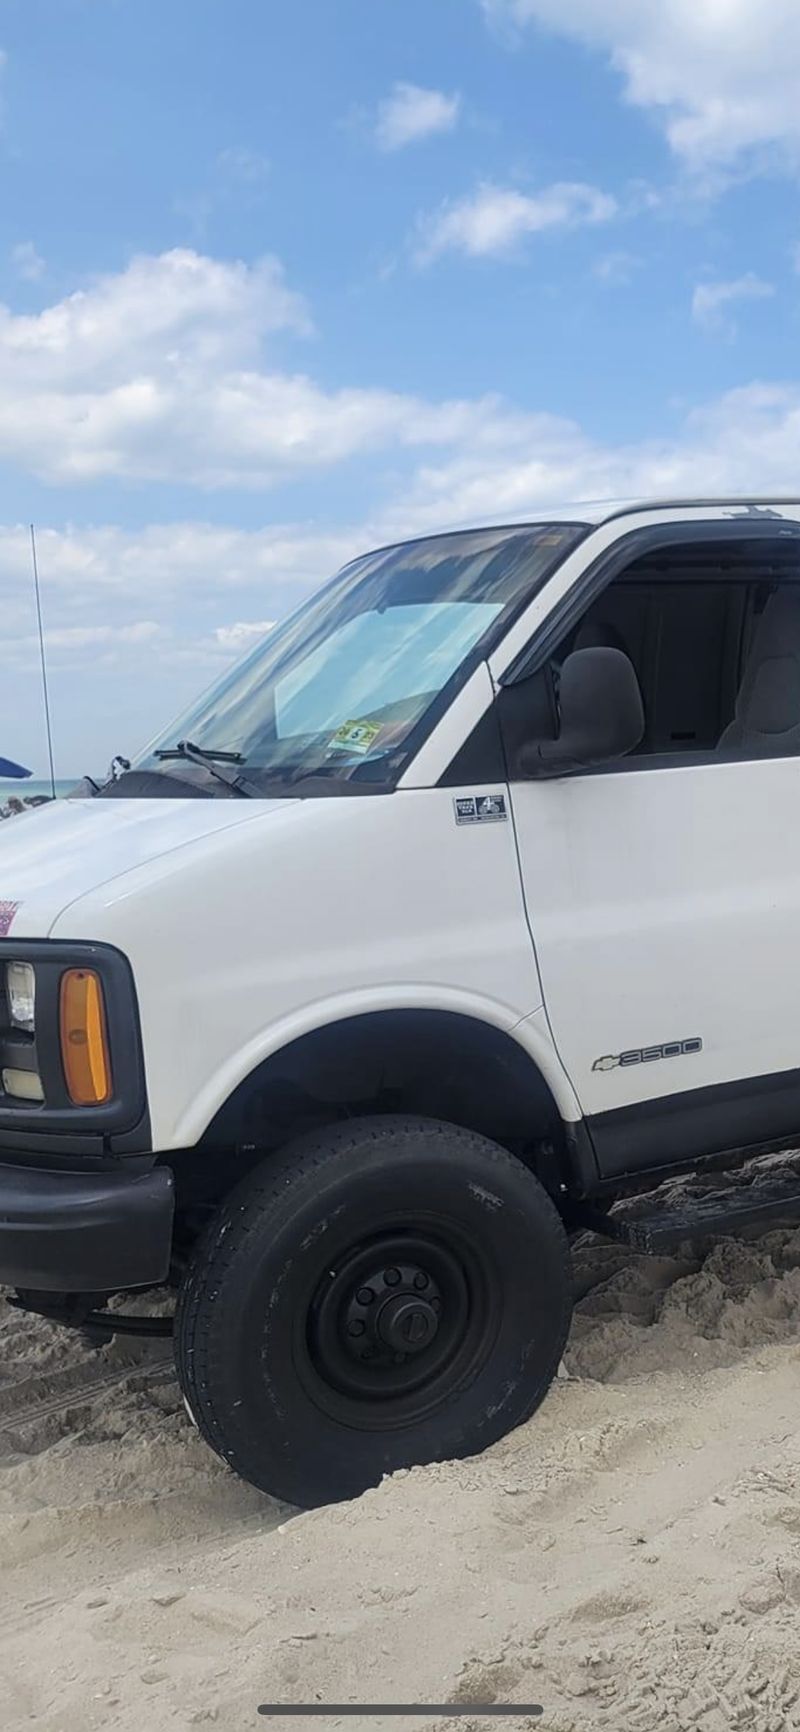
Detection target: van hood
<box><xmin>0</xmin><ymin>796</ymin><xmax>280</xmax><ymax>939</ymax></box>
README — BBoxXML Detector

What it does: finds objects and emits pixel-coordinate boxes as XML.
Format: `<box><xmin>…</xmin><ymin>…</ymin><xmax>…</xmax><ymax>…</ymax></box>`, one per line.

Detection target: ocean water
<box><xmin>0</xmin><ymin>779</ymin><xmax>78</xmax><ymax>801</ymax></box>
<box><xmin>0</xmin><ymin>778</ymin><xmax>81</xmax><ymax>820</ymax></box>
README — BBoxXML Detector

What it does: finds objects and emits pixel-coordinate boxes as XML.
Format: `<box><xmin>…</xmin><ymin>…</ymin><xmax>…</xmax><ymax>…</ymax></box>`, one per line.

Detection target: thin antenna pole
<box><xmin>30</xmin><ymin>524</ymin><xmax>56</xmax><ymax>800</ymax></box>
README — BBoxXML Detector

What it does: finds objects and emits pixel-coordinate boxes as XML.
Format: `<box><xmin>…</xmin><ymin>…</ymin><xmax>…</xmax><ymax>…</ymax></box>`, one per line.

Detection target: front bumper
<box><xmin>0</xmin><ymin>1156</ymin><xmax>175</xmax><ymax>1292</ymax></box>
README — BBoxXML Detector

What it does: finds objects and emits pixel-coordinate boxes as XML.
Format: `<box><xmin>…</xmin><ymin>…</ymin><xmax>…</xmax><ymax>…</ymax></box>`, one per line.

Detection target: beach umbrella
<box><xmin>0</xmin><ymin>757</ymin><xmax>31</xmax><ymax>779</ymax></box>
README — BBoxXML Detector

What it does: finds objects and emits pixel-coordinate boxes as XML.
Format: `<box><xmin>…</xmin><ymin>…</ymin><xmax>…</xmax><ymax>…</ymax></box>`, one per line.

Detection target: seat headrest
<box><xmin>571</xmin><ymin>618</ymin><xmax>628</xmax><ymax>656</ymax></box>
<box><xmin>720</xmin><ymin>586</ymin><xmax>800</xmax><ymax>752</ymax></box>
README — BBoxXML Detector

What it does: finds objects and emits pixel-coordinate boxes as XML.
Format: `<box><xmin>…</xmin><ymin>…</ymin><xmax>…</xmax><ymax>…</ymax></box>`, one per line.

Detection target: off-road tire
<box><xmin>174</xmin><ymin>1115</ymin><xmax>573</xmax><ymax>1508</ymax></box>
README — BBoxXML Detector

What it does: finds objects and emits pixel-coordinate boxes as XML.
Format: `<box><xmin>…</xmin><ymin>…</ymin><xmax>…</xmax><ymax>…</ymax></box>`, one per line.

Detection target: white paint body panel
<box><xmin>43</xmin><ymin>788</ymin><xmax>547</xmax><ymax>1148</ymax></box>
<box><xmin>502</xmin><ymin>502</ymin><xmax>800</xmax><ymax>1117</ymax></box>
<box><xmin>0</xmin><ymin>798</ymin><xmax>269</xmax><ymax>939</ymax></box>
<box><xmin>509</xmin><ymin>757</ymin><xmax>800</xmax><ymax>1115</ymax></box>
<box><xmin>3</xmin><ymin>497</ymin><xmax>800</xmax><ymax>1160</ymax></box>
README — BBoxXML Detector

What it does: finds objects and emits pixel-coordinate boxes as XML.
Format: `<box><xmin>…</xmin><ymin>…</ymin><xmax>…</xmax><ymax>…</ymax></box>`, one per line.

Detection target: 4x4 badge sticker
<box><xmin>0</xmin><ymin>901</ymin><xmax>19</xmax><ymax>937</ymax></box>
<box><xmin>454</xmin><ymin>794</ymin><xmax>508</xmax><ymax>825</ymax></box>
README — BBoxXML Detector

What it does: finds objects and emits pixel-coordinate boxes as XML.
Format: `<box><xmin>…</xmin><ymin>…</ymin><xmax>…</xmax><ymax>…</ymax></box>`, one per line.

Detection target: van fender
<box><xmin>169</xmin><ymin>985</ymin><xmax>582</xmax><ymax>1148</ymax></box>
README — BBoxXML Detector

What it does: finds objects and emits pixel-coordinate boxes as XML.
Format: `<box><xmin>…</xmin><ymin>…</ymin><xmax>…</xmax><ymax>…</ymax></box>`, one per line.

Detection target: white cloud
<box><xmin>483</xmin><ymin>0</ymin><xmax>800</xmax><ymax>175</ymax></box>
<box><xmin>375</xmin><ymin>82</ymin><xmax>460</xmax><ymax>150</ymax></box>
<box><xmin>4</xmin><ymin>247</ymin><xmax>311</xmax><ymax>375</ymax></box>
<box><xmin>417</xmin><ymin>180</ymin><xmax>616</xmax><ymax>261</ymax></box>
<box><xmin>50</xmin><ymin>621</ymin><xmax>160</xmax><ymax>648</ymax></box>
<box><xmin>5</xmin><ymin>379</ymin><xmax>800</xmax><ymax>641</ymax></box>
<box><xmin>0</xmin><ymin>618</ymin><xmax>162</xmax><ymax>669</ymax></box>
<box><xmin>380</xmin><ymin>381</ymin><xmax>800</xmax><ymax>535</ymax></box>
<box><xmin>11</xmin><ymin>241</ymin><xmax>44</xmax><ymax>282</ymax></box>
<box><xmin>6</xmin><ymin>379</ymin><xmax>800</xmax><ymax>634</ymax></box>
<box><xmin>10</xmin><ymin>371</ymin><xmax>800</xmax><ymax>773</ymax></box>
<box><xmin>214</xmin><ymin>619</ymin><xmax>276</xmax><ymax>651</ymax></box>
<box><xmin>0</xmin><ymin>521</ymin><xmax>368</xmax><ymax>767</ymax></box>
<box><xmin>0</xmin><ymin>248</ymin><xmax>556</xmax><ymax>487</ymax></box>
<box><xmin>0</xmin><ymin>521</ymin><xmax>361</xmax><ymax>610</ymax></box>
<box><xmin>691</xmin><ymin>272</ymin><xmax>774</xmax><ymax>335</ymax></box>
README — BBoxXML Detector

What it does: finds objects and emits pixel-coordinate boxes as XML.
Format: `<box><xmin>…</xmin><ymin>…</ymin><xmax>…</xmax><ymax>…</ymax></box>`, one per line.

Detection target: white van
<box><xmin>2</xmin><ymin>496</ymin><xmax>800</xmax><ymax>1507</ymax></box>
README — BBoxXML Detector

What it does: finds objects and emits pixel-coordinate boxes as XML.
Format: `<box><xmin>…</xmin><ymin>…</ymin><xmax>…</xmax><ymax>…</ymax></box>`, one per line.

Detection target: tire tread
<box><xmin>174</xmin><ymin>1116</ymin><xmax>573</xmax><ymax>1502</ymax></box>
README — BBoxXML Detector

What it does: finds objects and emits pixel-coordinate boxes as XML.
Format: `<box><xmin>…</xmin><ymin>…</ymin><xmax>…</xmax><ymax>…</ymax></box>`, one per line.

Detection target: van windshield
<box><xmin>137</xmin><ymin>523</ymin><xmax>585</xmax><ymax>793</ymax></box>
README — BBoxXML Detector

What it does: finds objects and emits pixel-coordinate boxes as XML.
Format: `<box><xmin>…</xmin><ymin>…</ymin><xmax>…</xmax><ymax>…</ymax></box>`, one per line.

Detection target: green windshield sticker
<box><xmin>327</xmin><ymin>719</ymin><xmax>383</xmax><ymax>757</ymax></box>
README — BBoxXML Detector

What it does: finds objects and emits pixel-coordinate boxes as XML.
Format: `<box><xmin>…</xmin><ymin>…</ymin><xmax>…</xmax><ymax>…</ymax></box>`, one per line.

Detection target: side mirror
<box><xmin>518</xmin><ymin>646</ymin><xmax>644</xmax><ymax>779</ymax></box>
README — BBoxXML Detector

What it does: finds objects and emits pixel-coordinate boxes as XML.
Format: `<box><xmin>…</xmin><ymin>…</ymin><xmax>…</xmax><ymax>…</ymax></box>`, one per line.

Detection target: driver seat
<box><xmin>718</xmin><ymin>587</ymin><xmax>800</xmax><ymax>755</ymax></box>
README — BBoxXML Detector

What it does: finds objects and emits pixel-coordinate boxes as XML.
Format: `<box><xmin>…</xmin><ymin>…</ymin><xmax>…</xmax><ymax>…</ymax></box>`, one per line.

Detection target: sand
<box><xmin>4</xmin><ymin>1164</ymin><xmax>800</xmax><ymax>1731</ymax></box>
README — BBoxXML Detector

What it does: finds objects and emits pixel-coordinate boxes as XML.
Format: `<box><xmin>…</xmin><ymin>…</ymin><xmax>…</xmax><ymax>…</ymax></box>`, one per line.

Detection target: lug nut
<box><xmin>413</xmin><ymin>1272</ymin><xmax>428</xmax><ymax>1290</ymax></box>
<box><xmin>356</xmin><ymin>1287</ymin><xmax>374</xmax><ymax>1305</ymax></box>
<box><xmin>348</xmin><ymin>1320</ymin><xmax>366</xmax><ymax>1337</ymax></box>
<box><xmin>384</xmin><ymin>1268</ymin><xmax>401</xmax><ymax>1287</ymax></box>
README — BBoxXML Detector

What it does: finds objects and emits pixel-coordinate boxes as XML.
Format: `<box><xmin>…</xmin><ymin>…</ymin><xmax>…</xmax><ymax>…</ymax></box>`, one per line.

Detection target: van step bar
<box><xmin>573</xmin><ymin>1171</ymin><xmax>800</xmax><ymax>1254</ymax></box>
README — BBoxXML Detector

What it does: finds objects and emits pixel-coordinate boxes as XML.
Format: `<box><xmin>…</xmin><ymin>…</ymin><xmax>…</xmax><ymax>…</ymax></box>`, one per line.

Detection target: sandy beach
<box><xmin>3</xmin><ymin>1170</ymin><xmax>800</xmax><ymax>1732</ymax></box>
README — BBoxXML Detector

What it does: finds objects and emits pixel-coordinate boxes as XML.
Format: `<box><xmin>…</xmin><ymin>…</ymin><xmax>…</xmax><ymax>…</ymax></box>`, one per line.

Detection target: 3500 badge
<box><xmin>592</xmin><ymin>1037</ymin><xmax>703</xmax><ymax>1074</ymax></box>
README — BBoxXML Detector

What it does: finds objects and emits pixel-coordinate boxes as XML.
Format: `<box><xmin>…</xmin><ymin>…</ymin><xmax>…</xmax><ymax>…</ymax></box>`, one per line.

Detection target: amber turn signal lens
<box><xmin>59</xmin><ymin>969</ymin><xmax>112</xmax><ymax>1105</ymax></box>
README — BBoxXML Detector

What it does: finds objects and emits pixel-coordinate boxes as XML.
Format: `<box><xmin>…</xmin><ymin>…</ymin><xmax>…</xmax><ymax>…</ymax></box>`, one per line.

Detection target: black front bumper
<box><xmin>0</xmin><ymin>1156</ymin><xmax>175</xmax><ymax>1292</ymax></box>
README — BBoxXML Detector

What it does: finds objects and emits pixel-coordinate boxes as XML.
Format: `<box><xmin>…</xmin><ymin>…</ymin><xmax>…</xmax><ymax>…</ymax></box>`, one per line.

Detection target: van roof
<box><xmin>449</xmin><ymin>496</ymin><xmax>800</xmax><ymax>531</ymax></box>
<box><xmin>352</xmin><ymin>499</ymin><xmax>800</xmax><ymax>570</ymax></box>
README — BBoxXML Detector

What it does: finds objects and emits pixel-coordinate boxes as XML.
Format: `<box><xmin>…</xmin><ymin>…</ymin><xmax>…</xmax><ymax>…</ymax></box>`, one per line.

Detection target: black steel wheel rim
<box><xmin>296</xmin><ymin>1221</ymin><xmax>500</xmax><ymax>1430</ymax></box>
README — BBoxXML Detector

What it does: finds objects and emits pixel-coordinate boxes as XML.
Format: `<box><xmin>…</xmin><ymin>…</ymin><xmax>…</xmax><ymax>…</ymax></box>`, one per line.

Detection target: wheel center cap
<box><xmin>377</xmin><ymin>1294</ymin><xmax>439</xmax><ymax>1354</ymax></box>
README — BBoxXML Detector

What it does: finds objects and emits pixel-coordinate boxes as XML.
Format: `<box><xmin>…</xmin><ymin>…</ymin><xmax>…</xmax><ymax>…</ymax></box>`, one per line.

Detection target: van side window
<box><xmin>554</xmin><ymin>541</ymin><xmax>800</xmax><ymax>764</ymax></box>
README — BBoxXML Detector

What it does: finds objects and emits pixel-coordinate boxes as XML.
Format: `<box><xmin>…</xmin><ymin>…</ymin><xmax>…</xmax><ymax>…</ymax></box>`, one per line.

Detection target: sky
<box><xmin>3</xmin><ymin>0</ymin><xmax>800</xmax><ymax>774</ymax></box>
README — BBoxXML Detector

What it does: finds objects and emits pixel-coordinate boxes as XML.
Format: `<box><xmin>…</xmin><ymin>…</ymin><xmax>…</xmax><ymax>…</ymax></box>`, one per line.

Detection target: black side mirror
<box><xmin>518</xmin><ymin>646</ymin><xmax>644</xmax><ymax>779</ymax></box>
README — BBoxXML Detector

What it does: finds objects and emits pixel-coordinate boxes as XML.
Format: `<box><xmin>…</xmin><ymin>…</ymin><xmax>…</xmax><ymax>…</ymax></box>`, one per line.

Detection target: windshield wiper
<box><xmin>153</xmin><ymin>739</ymin><xmax>261</xmax><ymax>798</ymax></box>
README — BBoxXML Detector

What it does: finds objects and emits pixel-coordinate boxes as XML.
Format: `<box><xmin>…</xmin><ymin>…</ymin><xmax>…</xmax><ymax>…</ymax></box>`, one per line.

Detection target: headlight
<box><xmin>0</xmin><ymin>942</ymin><xmax>144</xmax><ymax>1137</ymax></box>
<box><xmin>6</xmin><ymin>961</ymin><xmax>35</xmax><ymax>1031</ymax></box>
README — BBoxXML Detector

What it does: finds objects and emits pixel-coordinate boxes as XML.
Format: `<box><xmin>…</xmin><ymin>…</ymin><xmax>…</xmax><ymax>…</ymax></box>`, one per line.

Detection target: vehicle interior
<box><xmin>562</xmin><ymin>535</ymin><xmax>800</xmax><ymax>758</ymax></box>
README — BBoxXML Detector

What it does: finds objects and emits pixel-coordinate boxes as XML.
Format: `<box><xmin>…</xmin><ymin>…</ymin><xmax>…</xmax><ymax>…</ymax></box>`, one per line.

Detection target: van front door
<box><xmin>498</xmin><ymin>515</ymin><xmax>800</xmax><ymax>1179</ymax></box>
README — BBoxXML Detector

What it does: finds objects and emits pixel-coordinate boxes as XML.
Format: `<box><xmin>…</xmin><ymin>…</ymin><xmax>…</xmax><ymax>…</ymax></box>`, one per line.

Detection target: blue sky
<box><xmin>2</xmin><ymin>0</ymin><xmax>800</xmax><ymax>773</ymax></box>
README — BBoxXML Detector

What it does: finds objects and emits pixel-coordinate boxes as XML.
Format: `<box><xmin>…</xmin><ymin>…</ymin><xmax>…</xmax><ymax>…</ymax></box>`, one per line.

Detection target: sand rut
<box><xmin>0</xmin><ymin>1354</ymin><xmax>175</xmax><ymax>1452</ymax></box>
<box><xmin>4</xmin><ymin>1161</ymin><xmax>800</xmax><ymax>1729</ymax></box>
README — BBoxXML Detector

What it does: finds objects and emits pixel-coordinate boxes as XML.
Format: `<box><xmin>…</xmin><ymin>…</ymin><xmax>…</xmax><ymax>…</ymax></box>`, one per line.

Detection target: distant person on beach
<box><xmin>0</xmin><ymin>794</ymin><xmax>53</xmax><ymax>821</ymax></box>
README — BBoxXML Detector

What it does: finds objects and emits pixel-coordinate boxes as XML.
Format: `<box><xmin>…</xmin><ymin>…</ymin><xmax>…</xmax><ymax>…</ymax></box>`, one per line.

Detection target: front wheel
<box><xmin>174</xmin><ymin>1116</ymin><xmax>573</xmax><ymax>1507</ymax></box>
